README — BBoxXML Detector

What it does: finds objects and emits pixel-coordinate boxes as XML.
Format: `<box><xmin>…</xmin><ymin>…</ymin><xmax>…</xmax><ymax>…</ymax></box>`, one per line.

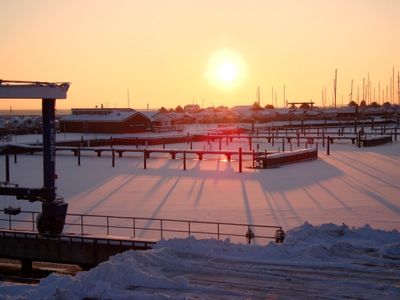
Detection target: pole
<box><xmin>239</xmin><ymin>147</ymin><xmax>242</xmax><ymax>173</ymax></box>
<box><xmin>143</xmin><ymin>150</ymin><xmax>147</xmax><ymax>169</ymax></box>
<box><xmin>327</xmin><ymin>136</ymin><xmax>330</xmax><ymax>155</ymax></box>
<box><xmin>42</xmin><ymin>99</ymin><xmax>56</xmax><ymax>200</ymax></box>
<box><xmin>334</xmin><ymin>69</ymin><xmax>337</xmax><ymax>108</ymax></box>
<box><xmin>5</xmin><ymin>154</ymin><xmax>10</xmax><ymax>182</ymax></box>
<box><xmin>183</xmin><ymin>151</ymin><xmax>186</xmax><ymax>171</ymax></box>
<box><xmin>112</xmin><ymin>148</ymin><xmax>115</xmax><ymax>167</ymax></box>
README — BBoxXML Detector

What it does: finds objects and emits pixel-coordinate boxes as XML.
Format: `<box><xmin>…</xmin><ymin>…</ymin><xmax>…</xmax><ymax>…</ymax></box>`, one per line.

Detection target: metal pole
<box><xmin>160</xmin><ymin>219</ymin><xmax>163</xmax><ymax>239</ymax></box>
<box><xmin>239</xmin><ymin>147</ymin><xmax>242</xmax><ymax>173</ymax></box>
<box><xmin>5</xmin><ymin>154</ymin><xmax>10</xmax><ymax>182</ymax></box>
<box><xmin>112</xmin><ymin>148</ymin><xmax>115</xmax><ymax>167</ymax></box>
<box><xmin>106</xmin><ymin>216</ymin><xmax>110</xmax><ymax>235</ymax></box>
<box><xmin>327</xmin><ymin>136</ymin><xmax>330</xmax><ymax>155</ymax></box>
<box><xmin>42</xmin><ymin>99</ymin><xmax>56</xmax><ymax>201</ymax></box>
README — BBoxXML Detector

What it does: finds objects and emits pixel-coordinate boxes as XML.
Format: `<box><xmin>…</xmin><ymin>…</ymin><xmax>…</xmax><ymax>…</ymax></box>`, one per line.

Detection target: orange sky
<box><xmin>1</xmin><ymin>0</ymin><xmax>399</xmax><ymax>110</ymax></box>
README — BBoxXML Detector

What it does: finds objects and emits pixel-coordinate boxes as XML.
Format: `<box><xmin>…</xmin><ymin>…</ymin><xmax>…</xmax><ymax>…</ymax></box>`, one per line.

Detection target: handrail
<box><xmin>0</xmin><ymin>209</ymin><xmax>284</xmax><ymax>244</ymax></box>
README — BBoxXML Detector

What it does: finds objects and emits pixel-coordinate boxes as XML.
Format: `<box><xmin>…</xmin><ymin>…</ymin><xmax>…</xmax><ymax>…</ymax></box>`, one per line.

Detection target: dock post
<box><xmin>239</xmin><ymin>147</ymin><xmax>242</xmax><ymax>173</ymax></box>
<box><xmin>282</xmin><ymin>138</ymin><xmax>285</xmax><ymax>152</ymax></box>
<box><xmin>77</xmin><ymin>147</ymin><xmax>81</xmax><ymax>166</ymax></box>
<box><xmin>5</xmin><ymin>153</ymin><xmax>10</xmax><ymax>182</ymax></box>
<box><xmin>327</xmin><ymin>136</ymin><xmax>330</xmax><ymax>155</ymax></box>
<box><xmin>20</xmin><ymin>259</ymin><xmax>32</xmax><ymax>276</ymax></box>
<box><xmin>112</xmin><ymin>148</ymin><xmax>115</xmax><ymax>167</ymax></box>
<box><xmin>143</xmin><ymin>150</ymin><xmax>147</xmax><ymax>169</ymax></box>
<box><xmin>183</xmin><ymin>151</ymin><xmax>186</xmax><ymax>171</ymax></box>
<box><xmin>14</xmin><ymin>153</ymin><xmax>17</xmax><ymax>164</ymax></box>
<box><xmin>219</xmin><ymin>138</ymin><xmax>222</xmax><ymax>150</ymax></box>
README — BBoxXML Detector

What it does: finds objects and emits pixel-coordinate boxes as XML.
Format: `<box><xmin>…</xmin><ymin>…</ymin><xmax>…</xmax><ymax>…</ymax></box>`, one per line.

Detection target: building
<box><xmin>59</xmin><ymin>108</ymin><xmax>151</xmax><ymax>133</ymax></box>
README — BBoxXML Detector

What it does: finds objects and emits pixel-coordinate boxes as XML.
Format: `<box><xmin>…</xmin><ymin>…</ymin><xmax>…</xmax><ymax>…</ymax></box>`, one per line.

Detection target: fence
<box><xmin>0</xmin><ymin>209</ymin><xmax>285</xmax><ymax>244</ymax></box>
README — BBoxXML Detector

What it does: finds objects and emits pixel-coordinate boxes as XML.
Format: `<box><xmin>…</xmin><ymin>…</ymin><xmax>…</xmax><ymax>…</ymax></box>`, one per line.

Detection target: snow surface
<box><xmin>0</xmin><ymin>131</ymin><xmax>400</xmax><ymax>298</ymax></box>
<box><xmin>0</xmin><ymin>223</ymin><xmax>399</xmax><ymax>299</ymax></box>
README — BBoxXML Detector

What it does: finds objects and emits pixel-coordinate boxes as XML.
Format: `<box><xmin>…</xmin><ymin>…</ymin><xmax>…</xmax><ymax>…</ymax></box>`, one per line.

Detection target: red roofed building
<box><xmin>59</xmin><ymin>108</ymin><xmax>151</xmax><ymax>133</ymax></box>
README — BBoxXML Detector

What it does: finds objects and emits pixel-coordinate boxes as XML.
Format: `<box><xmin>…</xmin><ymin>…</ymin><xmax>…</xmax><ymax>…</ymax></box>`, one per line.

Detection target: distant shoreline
<box><xmin>0</xmin><ymin>109</ymin><xmax>71</xmax><ymax>116</ymax></box>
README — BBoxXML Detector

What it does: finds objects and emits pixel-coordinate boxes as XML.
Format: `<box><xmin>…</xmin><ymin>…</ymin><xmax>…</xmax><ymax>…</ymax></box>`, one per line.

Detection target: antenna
<box><xmin>127</xmin><ymin>88</ymin><xmax>130</xmax><ymax>108</ymax></box>
<box><xmin>333</xmin><ymin>69</ymin><xmax>337</xmax><ymax>108</ymax></box>
<box><xmin>362</xmin><ymin>78</ymin><xmax>365</xmax><ymax>102</ymax></box>
<box><xmin>283</xmin><ymin>84</ymin><xmax>286</xmax><ymax>108</ymax></box>
<box><xmin>350</xmin><ymin>79</ymin><xmax>353</xmax><ymax>102</ymax></box>
<box><xmin>398</xmin><ymin>71</ymin><xmax>400</xmax><ymax>104</ymax></box>
<box><xmin>367</xmin><ymin>72</ymin><xmax>370</xmax><ymax>104</ymax></box>
<box><xmin>378</xmin><ymin>81</ymin><xmax>380</xmax><ymax>104</ymax></box>
<box><xmin>393</xmin><ymin>67</ymin><xmax>395</xmax><ymax>104</ymax></box>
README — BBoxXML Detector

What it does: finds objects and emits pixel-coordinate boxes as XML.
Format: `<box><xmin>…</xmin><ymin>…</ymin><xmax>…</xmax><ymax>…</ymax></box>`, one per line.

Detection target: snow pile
<box><xmin>1</xmin><ymin>223</ymin><xmax>399</xmax><ymax>299</ymax></box>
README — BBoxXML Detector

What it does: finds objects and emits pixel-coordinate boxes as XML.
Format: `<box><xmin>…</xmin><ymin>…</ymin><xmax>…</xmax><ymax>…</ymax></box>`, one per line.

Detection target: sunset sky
<box><xmin>1</xmin><ymin>0</ymin><xmax>399</xmax><ymax>110</ymax></box>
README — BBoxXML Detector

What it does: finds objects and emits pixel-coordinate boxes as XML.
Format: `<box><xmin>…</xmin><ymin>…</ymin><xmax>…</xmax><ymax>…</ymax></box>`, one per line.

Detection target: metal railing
<box><xmin>0</xmin><ymin>209</ymin><xmax>284</xmax><ymax>244</ymax></box>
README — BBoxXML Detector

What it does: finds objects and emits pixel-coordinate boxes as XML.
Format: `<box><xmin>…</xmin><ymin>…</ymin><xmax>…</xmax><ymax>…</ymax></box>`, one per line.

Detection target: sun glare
<box><xmin>205</xmin><ymin>49</ymin><xmax>247</xmax><ymax>89</ymax></box>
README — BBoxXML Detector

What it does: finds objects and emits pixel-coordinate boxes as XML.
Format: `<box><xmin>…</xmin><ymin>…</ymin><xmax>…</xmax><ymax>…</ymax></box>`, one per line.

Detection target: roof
<box><xmin>60</xmin><ymin>108</ymin><xmax>149</xmax><ymax>122</ymax></box>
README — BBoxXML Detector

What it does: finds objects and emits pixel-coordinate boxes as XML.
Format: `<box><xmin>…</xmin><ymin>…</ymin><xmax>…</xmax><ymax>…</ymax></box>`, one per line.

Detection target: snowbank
<box><xmin>1</xmin><ymin>223</ymin><xmax>399</xmax><ymax>299</ymax></box>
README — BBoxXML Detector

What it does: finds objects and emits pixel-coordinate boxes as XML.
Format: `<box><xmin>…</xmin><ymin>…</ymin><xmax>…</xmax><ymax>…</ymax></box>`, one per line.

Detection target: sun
<box><xmin>204</xmin><ymin>49</ymin><xmax>247</xmax><ymax>89</ymax></box>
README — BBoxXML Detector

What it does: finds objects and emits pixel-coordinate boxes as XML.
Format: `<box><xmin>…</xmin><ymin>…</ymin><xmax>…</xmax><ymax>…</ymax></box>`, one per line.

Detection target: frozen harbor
<box><xmin>0</xmin><ymin>135</ymin><xmax>400</xmax><ymax>299</ymax></box>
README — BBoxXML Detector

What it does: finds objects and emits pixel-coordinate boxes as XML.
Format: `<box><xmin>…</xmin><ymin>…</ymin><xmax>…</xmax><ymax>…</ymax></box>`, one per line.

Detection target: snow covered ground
<box><xmin>0</xmin><ymin>133</ymin><xmax>399</xmax><ymax>299</ymax></box>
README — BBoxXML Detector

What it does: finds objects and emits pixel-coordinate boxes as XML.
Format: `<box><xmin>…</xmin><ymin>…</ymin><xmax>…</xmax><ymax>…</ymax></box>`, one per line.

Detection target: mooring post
<box><xmin>239</xmin><ymin>147</ymin><xmax>242</xmax><ymax>173</ymax></box>
<box><xmin>14</xmin><ymin>153</ymin><xmax>17</xmax><ymax>164</ymax></box>
<box><xmin>143</xmin><ymin>150</ymin><xmax>147</xmax><ymax>169</ymax></box>
<box><xmin>282</xmin><ymin>138</ymin><xmax>285</xmax><ymax>152</ymax></box>
<box><xmin>272</xmin><ymin>132</ymin><xmax>274</xmax><ymax>147</ymax></box>
<box><xmin>20</xmin><ymin>259</ymin><xmax>32</xmax><ymax>276</ymax></box>
<box><xmin>183</xmin><ymin>151</ymin><xmax>186</xmax><ymax>171</ymax></box>
<box><xmin>190</xmin><ymin>139</ymin><xmax>193</xmax><ymax>150</ymax></box>
<box><xmin>327</xmin><ymin>136</ymin><xmax>330</xmax><ymax>155</ymax></box>
<box><xmin>5</xmin><ymin>153</ymin><xmax>10</xmax><ymax>182</ymax></box>
<box><xmin>77</xmin><ymin>147</ymin><xmax>81</xmax><ymax>166</ymax></box>
<box><xmin>219</xmin><ymin>137</ymin><xmax>222</xmax><ymax>150</ymax></box>
<box><xmin>249</xmin><ymin>136</ymin><xmax>252</xmax><ymax>151</ymax></box>
<box><xmin>112</xmin><ymin>148</ymin><xmax>115</xmax><ymax>167</ymax></box>
<box><xmin>395</xmin><ymin>127</ymin><xmax>397</xmax><ymax>142</ymax></box>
